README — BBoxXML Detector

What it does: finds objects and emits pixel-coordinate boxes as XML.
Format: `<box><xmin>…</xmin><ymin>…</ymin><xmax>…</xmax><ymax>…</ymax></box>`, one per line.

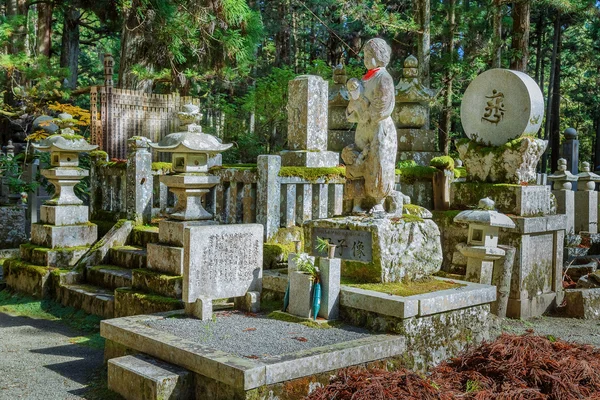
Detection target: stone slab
<box><xmin>101</xmin><ymin>313</ymin><xmax>405</xmax><ymax>391</ymax></box>
<box><xmin>40</xmin><ymin>205</ymin><xmax>88</xmax><ymax>226</ymax></box>
<box><xmin>412</xmin><ymin>278</ymin><xmax>497</xmax><ymax>316</ymax></box>
<box><xmin>511</xmin><ymin>214</ymin><xmax>567</xmax><ymax>234</ymax></box>
<box><xmin>339</xmin><ymin>286</ymin><xmax>419</xmax><ymax>319</ymax></box>
<box><xmin>575</xmin><ymin>190</ymin><xmax>598</xmax><ymax>234</ymax></box>
<box><xmin>31</xmin><ymin>223</ymin><xmax>97</xmax><ymax>249</ymax></box>
<box><xmin>280</xmin><ymin>150</ymin><xmax>339</xmax><ymax>167</ymax></box>
<box><xmin>158</xmin><ymin>219</ymin><xmax>217</xmax><ymax>247</ymax></box>
<box><xmin>108</xmin><ymin>354</ymin><xmax>193</xmax><ymax>400</ymax></box>
<box><xmin>397</xmin><ymin>151</ymin><xmax>442</xmax><ymax>167</ymax></box>
<box><xmin>183</xmin><ymin>224</ymin><xmax>263</xmax><ymax>303</ymax></box>
<box><xmin>311</xmin><ymin>228</ymin><xmax>373</xmax><ymax>262</ymax></box>
<box><xmin>20</xmin><ymin>245</ymin><xmax>88</xmax><ymax>268</ymax></box>
<box><xmin>287</xmin><ymin>75</ymin><xmax>328</xmax><ymax>151</ymax></box>
<box><xmin>146</xmin><ymin>243</ymin><xmax>184</xmax><ymax>275</ymax></box>
<box><xmin>396</xmin><ymin>128</ymin><xmax>437</xmax><ymax>152</ymax></box>
<box><xmin>564</xmin><ymin>288</ymin><xmax>600</xmax><ymax>319</ymax></box>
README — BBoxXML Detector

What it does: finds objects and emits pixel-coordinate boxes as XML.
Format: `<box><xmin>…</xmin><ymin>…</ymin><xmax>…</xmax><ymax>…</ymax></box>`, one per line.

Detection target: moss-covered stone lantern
<box><xmin>454</xmin><ymin>198</ymin><xmax>515</xmax><ymax>284</ymax></box>
<box><xmin>150</xmin><ymin>123</ymin><xmax>232</xmax><ymax>220</ymax></box>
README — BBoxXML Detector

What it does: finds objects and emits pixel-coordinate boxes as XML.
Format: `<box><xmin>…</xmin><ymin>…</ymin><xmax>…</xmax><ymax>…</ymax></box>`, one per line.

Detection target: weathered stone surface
<box><xmin>397</xmin><ymin>150</ymin><xmax>443</xmax><ymax>167</ymax></box>
<box><xmin>451</xmin><ymin>182</ymin><xmax>552</xmax><ymax>217</ymax></box>
<box><xmin>460</xmin><ymin>69</ymin><xmax>544</xmax><ymax>146</ymax></box>
<box><xmin>576</xmin><ymin>275</ymin><xmax>600</xmax><ymax>289</ymax></box>
<box><xmin>158</xmin><ymin>219</ymin><xmax>216</xmax><ymax>247</ymax></box>
<box><xmin>31</xmin><ymin>223</ymin><xmax>97</xmax><ymax>249</ymax></box>
<box><xmin>86</xmin><ymin>265</ymin><xmax>132</xmax><ymax>290</ymax></box>
<box><xmin>307</xmin><ymin>216</ymin><xmax>442</xmax><ymax>282</ymax></box>
<box><xmin>319</xmin><ymin>257</ymin><xmax>341</xmax><ymax>320</ymax></box>
<box><xmin>575</xmin><ymin>190</ymin><xmax>598</xmax><ymax>234</ymax></box>
<box><xmin>40</xmin><ymin>204</ymin><xmax>88</xmax><ymax>226</ymax></box>
<box><xmin>564</xmin><ymin>288</ymin><xmax>600</xmax><ymax>319</ymax></box>
<box><xmin>565</xmin><ymin>258</ymin><xmax>597</xmax><ymax>282</ymax></box>
<box><xmin>125</xmin><ymin>137</ymin><xmax>153</xmax><ymax>224</ymax></box>
<box><xmin>4</xmin><ymin>259</ymin><xmax>52</xmax><ymax>298</ymax></box>
<box><xmin>183</xmin><ymin>224</ymin><xmax>263</xmax><ymax>303</ymax></box>
<box><xmin>328</xmin><ymin>129</ymin><xmax>354</xmax><ymax>153</ymax></box>
<box><xmin>553</xmin><ymin>190</ymin><xmax>575</xmax><ymax>234</ymax></box>
<box><xmin>288</xmin><ymin>271</ymin><xmax>314</xmax><ymax>318</ymax></box>
<box><xmin>20</xmin><ymin>244</ymin><xmax>88</xmax><ymax>268</ymax></box>
<box><xmin>55</xmin><ymin>283</ymin><xmax>115</xmax><ymax>319</ymax></box>
<box><xmin>76</xmin><ymin>220</ymin><xmax>134</xmax><ymax>269</ymax></box>
<box><xmin>280</xmin><ymin>150</ymin><xmax>339</xmax><ymax>167</ymax></box>
<box><xmin>0</xmin><ymin>206</ymin><xmax>27</xmax><ymax>249</ymax></box>
<box><xmin>108</xmin><ymin>354</ymin><xmax>193</xmax><ymax>400</ymax></box>
<box><xmin>256</xmin><ymin>155</ymin><xmax>281</xmax><ymax>241</ymax></box>
<box><xmin>146</xmin><ymin>243</ymin><xmax>184</xmax><ymax>275</ymax></box>
<box><xmin>41</xmin><ymin>167</ymin><xmax>89</xmax><ymax>206</ymax></box>
<box><xmin>109</xmin><ymin>246</ymin><xmax>147</xmax><ymax>270</ymax></box>
<box><xmin>287</xmin><ymin>75</ymin><xmax>329</xmax><ymax>152</ymax></box>
<box><xmin>132</xmin><ymin>269</ymin><xmax>182</xmax><ymax>299</ymax></box>
<box><xmin>457</xmin><ymin>137</ymin><xmax>547</xmax><ymax>184</ymax></box>
<box><xmin>113</xmin><ymin>289</ymin><xmax>183</xmax><ymax>318</ymax></box>
<box><xmin>396</xmin><ymin>129</ymin><xmax>437</xmax><ymax>152</ymax></box>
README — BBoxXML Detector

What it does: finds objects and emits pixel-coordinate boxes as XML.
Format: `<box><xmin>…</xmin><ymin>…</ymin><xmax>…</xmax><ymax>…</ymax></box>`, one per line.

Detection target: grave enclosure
<box><xmin>2</xmin><ymin>45</ymin><xmax>594</xmax><ymax>400</ymax></box>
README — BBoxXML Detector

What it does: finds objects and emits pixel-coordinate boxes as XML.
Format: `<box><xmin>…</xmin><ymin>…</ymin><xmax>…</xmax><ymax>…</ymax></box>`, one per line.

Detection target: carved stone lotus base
<box><xmin>161</xmin><ymin>174</ymin><xmax>220</xmax><ymax>221</ymax></box>
<box><xmin>457</xmin><ymin>137</ymin><xmax>547</xmax><ymax>184</ymax></box>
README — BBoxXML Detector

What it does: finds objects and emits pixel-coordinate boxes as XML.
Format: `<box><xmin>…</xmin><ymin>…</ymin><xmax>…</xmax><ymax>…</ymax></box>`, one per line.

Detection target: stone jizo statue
<box><xmin>342</xmin><ymin>38</ymin><xmax>399</xmax><ymax>217</ymax></box>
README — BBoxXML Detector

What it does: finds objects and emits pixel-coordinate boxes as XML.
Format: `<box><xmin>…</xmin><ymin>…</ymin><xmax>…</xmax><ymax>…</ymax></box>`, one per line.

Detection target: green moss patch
<box><xmin>267</xmin><ymin>310</ymin><xmax>342</xmax><ymax>329</ymax></box>
<box><xmin>341</xmin><ymin>277</ymin><xmax>464</xmax><ymax>297</ymax></box>
<box><xmin>279</xmin><ymin>166</ymin><xmax>346</xmax><ymax>182</ymax></box>
<box><xmin>151</xmin><ymin>162</ymin><xmax>173</xmax><ymax>173</ymax></box>
<box><xmin>115</xmin><ymin>288</ymin><xmax>181</xmax><ymax>305</ymax></box>
<box><xmin>430</xmin><ymin>156</ymin><xmax>455</xmax><ymax>171</ymax></box>
<box><xmin>211</xmin><ymin>163</ymin><xmax>258</xmax><ymax>172</ymax></box>
<box><xmin>454</xmin><ymin>167</ymin><xmax>467</xmax><ymax>179</ymax></box>
<box><xmin>395</xmin><ymin>165</ymin><xmax>437</xmax><ymax>183</ymax></box>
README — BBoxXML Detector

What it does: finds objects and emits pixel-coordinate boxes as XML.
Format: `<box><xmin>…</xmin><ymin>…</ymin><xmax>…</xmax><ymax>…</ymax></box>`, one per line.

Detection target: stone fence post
<box><xmin>257</xmin><ymin>155</ymin><xmax>281</xmax><ymax>241</ymax></box>
<box><xmin>89</xmin><ymin>150</ymin><xmax>108</xmax><ymax>220</ymax></box>
<box><xmin>562</xmin><ymin>128</ymin><xmax>579</xmax><ymax>191</ymax></box>
<box><xmin>126</xmin><ymin>137</ymin><xmax>153</xmax><ymax>224</ymax></box>
<box><xmin>575</xmin><ymin>162</ymin><xmax>600</xmax><ymax>234</ymax></box>
<box><xmin>548</xmin><ymin>158</ymin><xmax>577</xmax><ymax>234</ymax></box>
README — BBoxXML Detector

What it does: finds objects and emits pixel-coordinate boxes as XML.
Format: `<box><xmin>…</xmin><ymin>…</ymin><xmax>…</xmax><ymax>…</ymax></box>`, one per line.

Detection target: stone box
<box><xmin>31</xmin><ymin>223</ymin><xmax>97</xmax><ymax>249</ymax></box>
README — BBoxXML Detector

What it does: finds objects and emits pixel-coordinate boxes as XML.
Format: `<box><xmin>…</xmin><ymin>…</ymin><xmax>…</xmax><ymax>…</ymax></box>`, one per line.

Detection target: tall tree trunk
<box><xmin>414</xmin><ymin>0</ymin><xmax>431</xmax><ymax>86</ymax></box>
<box><xmin>6</xmin><ymin>0</ymin><xmax>27</xmax><ymax>55</ymax></box>
<box><xmin>534</xmin><ymin>11</ymin><xmax>544</xmax><ymax>84</ymax></box>
<box><xmin>541</xmin><ymin>13</ymin><xmax>560</xmax><ymax>173</ymax></box>
<box><xmin>37</xmin><ymin>3</ymin><xmax>52</xmax><ymax>57</ymax></box>
<box><xmin>510</xmin><ymin>0</ymin><xmax>531</xmax><ymax>71</ymax></box>
<box><xmin>550</xmin><ymin>22</ymin><xmax>562</xmax><ymax>173</ymax></box>
<box><xmin>60</xmin><ymin>6</ymin><xmax>81</xmax><ymax>90</ymax></box>
<box><xmin>274</xmin><ymin>0</ymin><xmax>291</xmax><ymax>68</ymax></box>
<box><xmin>492</xmin><ymin>0</ymin><xmax>503</xmax><ymax>68</ymax></box>
<box><xmin>438</xmin><ymin>0</ymin><xmax>456</xmax><ymax>155</ymax></box>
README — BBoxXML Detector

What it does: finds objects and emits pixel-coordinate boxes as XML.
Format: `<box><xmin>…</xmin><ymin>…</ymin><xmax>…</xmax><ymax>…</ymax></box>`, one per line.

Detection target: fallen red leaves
<box><xmin>306</xmin><ymin>333</ymin><xmax>600</xmax><ymax>399</ymax></box>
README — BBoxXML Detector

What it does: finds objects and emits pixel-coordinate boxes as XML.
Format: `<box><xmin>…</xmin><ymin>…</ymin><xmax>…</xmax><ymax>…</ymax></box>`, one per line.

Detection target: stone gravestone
<box><xmin>183</xmin><ymin>224</ymin><xmax>263</xmax><ymax>320</ymax></box>
<box><xmin>281</xmin><ymin>75</ymin><xmax>339</xmax><ymax>167</ymax></box>
<box><xmin>460</xmin><ymin>69</ymin><xmax>544</xmax><ymax>147</ymax></box>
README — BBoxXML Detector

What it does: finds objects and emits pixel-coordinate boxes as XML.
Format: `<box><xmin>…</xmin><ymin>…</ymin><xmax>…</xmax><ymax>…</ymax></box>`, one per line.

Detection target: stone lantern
<box><xmin>454</xmin><ymin>198</ymin><xmax>516</xmax><ymax>284</ymax></box>
<box><xmin>548</xmin><ymin>158</ymin><xmax>578</xmax><ymax>234</ymax></box>
<box><xmin>575</xmin><ymin>162</ymin><xmax>600</xmax><ymax>233</ymax></box>
<box><xmin>150</xmin><ymin>123</ymin><xmax>232</xmax><ymax>220</ymax></box>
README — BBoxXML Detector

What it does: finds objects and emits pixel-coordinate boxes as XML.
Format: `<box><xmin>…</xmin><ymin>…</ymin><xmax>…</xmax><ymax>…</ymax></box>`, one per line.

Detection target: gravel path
<box><xmin>0</xmin><ymin>312</ymin><xmax>105</xmax><ymax>400</ymax></box>
<box><xmin>145</xmin><ymin>310</ymin><xmax>370</xmax><ymax>360</ymax></box>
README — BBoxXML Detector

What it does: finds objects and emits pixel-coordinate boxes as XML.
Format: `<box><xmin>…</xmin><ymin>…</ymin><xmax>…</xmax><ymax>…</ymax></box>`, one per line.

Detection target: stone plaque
<box><xmin>460</xmin><ymin>69</ymin><xmax>544</xmax><ymax>146</ymax></box>
<box><xmin>311</xmin><ymin>228</ymin><xmax>372</xmax><ymax>262</ymax></box>
<box><xmin>183</xmin><ymin>224</ymin><xmax>263</xmax><ymax>303</ymax></box>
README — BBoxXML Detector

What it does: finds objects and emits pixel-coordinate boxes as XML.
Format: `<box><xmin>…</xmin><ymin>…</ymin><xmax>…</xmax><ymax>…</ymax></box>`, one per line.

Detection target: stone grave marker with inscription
<box><xmin>183</xmin><ymin>224</ymin><xmax>263</xmax><ymax>320</ymax></box>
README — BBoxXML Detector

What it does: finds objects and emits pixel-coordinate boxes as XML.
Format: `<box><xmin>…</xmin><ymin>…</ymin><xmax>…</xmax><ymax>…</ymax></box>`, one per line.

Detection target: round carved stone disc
<box><xmin>460</xmin><ymin>69</ymin><xmax>544</xmax><ymax>146</ymax></box>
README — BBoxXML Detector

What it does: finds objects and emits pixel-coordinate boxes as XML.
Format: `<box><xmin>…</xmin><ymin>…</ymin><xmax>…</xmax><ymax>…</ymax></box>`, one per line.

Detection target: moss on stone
<box><xmin>49</xmin><ymin>133</ymin><xmax>85</xmax><ymax>141</ymax></box>
<box><xmin>400</xmin><ymin>214</ymin><xmax>424</xmax><ymax>223</ymax></box>
<box><xmin>396</xmin><ymin>165</ymin><xmax>437</xmax><ymax>184</ymax></box>
<box><xmin>267</xmin><ymin>311</ymin><xmax>341</xmax><ymax>329</ymax></box>
<box><xmin>97</xmin><ymin>160</ymin><xmax>127</xmax><ymax>169</ymax></box>
<box><xmin>457</xmin><ymin>135</ymin><xmax>537</xmax><ymax>156</ymax></box>
<box><xmin>89</xmin><ymin>150</ymin><xmax>108</xmax><ymax>159</ymax></box>
<box><xmin>279</xmin><ymin>166</ymin><xmax>346</xmax><ymax>182</ymax></box>
<box><xmin>454</xmin><ymin>167</ymin><xmax>467</xmax><ymax>179</ymax></box>
<box><xmin>430</xmin><ymin>156</ymin><xmax>455</xmax><ymax>171</ymax></box>
<box><xmin>341</xmin><ymin>277</ymin><xmax>464</xmax><ymax>297</ymax></box>
<box><xmin>151</xmin><ymin>162</ymin><xmax>173</xmax><ymax>173</ymax></box>
<box><xmin>211</xmin><ymin>163</ymin><xmax>258</xmax><ymax>172</ymax></box>
<box><xmin>115</xmin><ymin>288</ymin><xmax>181</xmax><ymax>305</ymax></box>
<box><xmin>342</xmin><ymin>260</ymin><xmax>381</xmax><ymax>283</ymax></box>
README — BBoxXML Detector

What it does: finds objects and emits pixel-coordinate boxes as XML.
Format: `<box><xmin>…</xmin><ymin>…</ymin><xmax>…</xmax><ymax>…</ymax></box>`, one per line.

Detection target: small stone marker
<box><xmin>183</xmin><ymin>224</ymin><xmax>263</xmax><ymax>309</ymax></box>
<box><xmin>460</xmin><ymin>69</ymin><xmax>544</xmax><ymax>146</ymax></box>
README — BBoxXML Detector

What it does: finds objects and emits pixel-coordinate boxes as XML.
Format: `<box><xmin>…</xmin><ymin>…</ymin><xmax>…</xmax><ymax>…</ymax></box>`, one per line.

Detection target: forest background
<box><xmin>0</xmin><ymin>0</ymin><xmax>599</xmax><ymax>173</ymax></box>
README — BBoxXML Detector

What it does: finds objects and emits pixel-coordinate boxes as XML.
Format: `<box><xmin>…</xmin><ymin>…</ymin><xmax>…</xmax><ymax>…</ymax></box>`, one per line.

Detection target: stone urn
<box><xmin>150</xmin><ymin>123</ymin><xmax>232</xmax><ymax>220</ymax></box>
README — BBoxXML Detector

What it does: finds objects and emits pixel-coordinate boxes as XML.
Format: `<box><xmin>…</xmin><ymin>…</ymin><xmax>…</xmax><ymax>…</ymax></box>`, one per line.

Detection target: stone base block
<box><xmin>451</xmin><ymin>182</ymin><xmax>552</xmax><ymax>216</ymax></box>
<box><xmin>40</xmin><ymin>205</ymin><xmax>89</xmax><ymax>226</ymax></box>
<box><xmin>306</xmin><ymin>216</ymin><xmax>442</xmax><ymax>282</ymax></box>
<box><xmin>132</xmin><ymin>269</ymin><xmax>182</xmax><ymax>299</ymax></box>
<box><xmin>233</xmin><ymin>291</ymin><xmax>260</xmax><ymax>313</ymax></box>
<box><xmin>114</xmin><ymin>288</ymin><xmax>183</xmax><ymax>318</ymax></box>
<box><xmin>86</xmin><ymin>265</ymin><xmax>132</xmax><ymax>290</ymax></box>
<box><xmin>109</xmin><ymin>246</ymin><xmax>147</xmax><ymax>270</ymax></box>
<box><xmin>146</xmin><ymin>243</ymin><xmax>184</xmax><ymax>275</ymax></box>
<box><xmin>4</xmin><ymin>259</ymin><xmax>52</xmax><ymax>298</ymax></box>
<box><xmin>397</xmin><ymin>129</ymin><xmax>437</xmax><ymax>152</ymax></box>
<box><xmin>328</xmin><ymin>129</ymin><xmax>354</xmax><ymax>153</ymax></box>
<box><xmin>506</xmin><ymin>292</ymin><xmax>557</xmax><ymax>319</ymax></box>
<box><xmin>397</xmin><ymin>151</ymin><xmax>442</xmax><ymax>167</ymax></box>
<box><xmin>280</xmin><ymin>150</ymin><xmax>339</xmax><ymax>167</ymax></box>
<box><xmin>20</xmin><ymin>244</ymin><xmax>89</xmax><ymax>268</ymax></box>
<box><xmin>574</xmin><ymin>191</ymin><xmax>598</xmax><ymax>234</ymax></box>
<box><xmin>158</xmin><ymin>219</ymin><xmax>217</xmax><ymax>247</ymax></box>
<box><xmin>184</xmin><ymin>297</ymin><xmax>212</xmax><ymax>321</ymax></box>
<box><xmin>288</xmin><ymin>271</ymin><xmax>314</xmax><ymax>319</ymax></box>
<box><xmin>564</xmin><ymin>288</ymin><xmax>600</xmax><ymax>319</ymax></box>
<box><xmin>55</xmin><ymin>283</ymin><xmax>115</xmax><ymax>319</ymax></box>
<box><xmin>0</xmin><ymin>206</ymin><xmax>27</xmax><ymax>248</ymax></box>
<box><xmin>31</xmin><ymin>223</ymin><xmax>97</xmax><ymax>249</ymax></box>
<box><xmin>108</xmin><ymin>355</ymin><xmax>193</xmax><ymax>400</ymax></box>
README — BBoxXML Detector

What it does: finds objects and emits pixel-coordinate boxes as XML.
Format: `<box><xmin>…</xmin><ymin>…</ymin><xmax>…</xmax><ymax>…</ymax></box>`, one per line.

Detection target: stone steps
<box><xmin>86</xmin><ymin>265</ymin><xmax>133</xmax><ymax>290</ymax></box>
<box><xmin>114</xmin><ymin>288</ymin><xmax>183</xmax><ymax>318</ymax></box>
<box><xmin>19</xmin><ymin>243</ymin><xmax>89</xmax><ymax>268</ymax></box>
<box><xmin>132</xmin><ymin>269</ymin><xmax>182</xmax><ymax>299</ymax></box>
<box><xmin>129</xmin><ymin>226</ymin><xmax>160</xmax><ymax>248</ymax></box>
<box><xmin>108</xmin><ymin>354</ymin><xmax>192</xmax><ymax>400</ymax></box>
<box><xmin>55</xmin><ymin>283</ymin><xmax>115</xmax><ymax>319</ymax></box>
<box><xmin>109</xmin><ymin>246</ymin><xmax>147</xmax><ymax>270</ymax></box>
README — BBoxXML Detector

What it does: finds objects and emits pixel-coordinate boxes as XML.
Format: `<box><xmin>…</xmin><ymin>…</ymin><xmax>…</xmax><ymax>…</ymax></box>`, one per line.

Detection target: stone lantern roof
<box><xmin>149</xmin><ymin>124</ymin><xmax>232</xmax><ymax>154</ymax></box>
<box><xmin>395</xmin><ymin>55</ymin><xmax>438</xmax><ymax>103</ymax></box>
<box><xmin>33</xmin><ymin>129</ymin><xmax>97</xmax><ymax>153</ymax></box>
<box><xmin>454</xmin><ymin>198</ymin><xmax>516</xmax><ymax>229</ymax></box>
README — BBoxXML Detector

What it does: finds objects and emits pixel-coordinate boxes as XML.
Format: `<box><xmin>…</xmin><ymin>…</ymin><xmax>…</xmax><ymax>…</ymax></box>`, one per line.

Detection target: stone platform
<box><xmin>101</xmin><ymin>311</ymin><xmax>405</xmax><ymax>399</ymax></box>
<box><xmin>306</xmin><ymin>216</ymin><xmax>442</xmax><ymax>282</ymax></box>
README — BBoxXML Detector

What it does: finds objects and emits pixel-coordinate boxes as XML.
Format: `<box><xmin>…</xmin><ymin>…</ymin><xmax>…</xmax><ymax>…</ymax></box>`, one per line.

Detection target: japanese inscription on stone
<box><xmin>312</xmin><ymin>228</ymin><xmax>372</xmax><ymax>262</ymax></box>
<box><xmin>481</xmin><ymin>90</ymin><xmax>505</xmax><ymax>125</ymax></box>
<box><xmin>183</xmin><ymin>224</ymin><xmax>263</xmax><ymax>303</ymax></box>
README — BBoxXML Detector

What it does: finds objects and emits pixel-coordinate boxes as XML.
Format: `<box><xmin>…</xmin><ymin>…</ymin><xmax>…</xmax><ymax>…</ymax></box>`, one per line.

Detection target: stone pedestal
<box><xmin>42</xmin><ymin>167</ymin><xmax>89</xmax><ymax>205</ymax></box>
<box><xmin>575</xmin><ymin>191</ymin><xmax>598</xmax><ymax>234</ymax></box>
<box><xmin>288</xmin><ymin>271</ymin><xmax>314</xmax><ymax>319</ymax></box>
<box><xmin>552</xmin><ymin>190</ymin><xmax>575</xmax><ymax>234</ymax></box>
<box><xmin>160</xmin><ymin>174</ymin><xmax>220</xmax><ymax>220</ymax></box>
<box><xmin>318</xmin><ymin>257</ymin><xmax>341</xmax><ymax>319</ymax></box>
<box><xmin>460</xmin><ymin>246</ymin><xmax>505</xmax><ymax>285</ymax></box>
<box><xmin>306</xmin><ymin>216</ymin><xmax>442</xmax><ymax>282</ymax></box>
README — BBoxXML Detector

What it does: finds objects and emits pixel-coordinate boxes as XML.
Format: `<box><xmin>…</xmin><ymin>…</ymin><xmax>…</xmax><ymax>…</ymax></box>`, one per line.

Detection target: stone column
<box><xmin>318</xmin><ymin>256</ymin><xmax>341</xmax><ymax>320</ymax></box>
<box><xmin>89</xmin><ymin>150</ymin><xmax>109</xmax><ymax>220</ymax></box>
<box><xmin>126</xmin><ymin>137</ymin><xmax>153</xmax><ymax>224</ymax></box>
<box><xmin>562</xmin><ymin>128</ymin><xmax>579</xmax><ymax>191</ymax></box>
<box><xmin>548</xmin><ymin>158</ymin><xmax>578</xmax><ymax>234</ymax></box>
<box><xmin>575</xmin><ymin>162</ymin><xmax>600</xmax><ymax>234</ymax></box>
<box><xmin>281</xmin><ymin>75</ymin><xmax>338</xmax><ymax>167</ymax></box>
<box><xmin>257</xmin><ymin>155</ymin><xmax>281</xmax><ymax>241</ymax></box>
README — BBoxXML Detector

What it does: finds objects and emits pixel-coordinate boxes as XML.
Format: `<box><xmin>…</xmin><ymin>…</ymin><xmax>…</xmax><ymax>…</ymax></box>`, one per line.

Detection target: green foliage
<box><xmin>294</xmin><ymin>253</ymin><xmax>320</xmax><ymax>283</ymax></box>
<box><xmin>315</xmin><ymin>237</ymin><xmax>330</xmax><ymax>253</ymax></box>
<box><xmin>430</xmin><ymin>156</ymin><xmax>455</xmax><ymax>171</ymax></box>
<box><xmin>279</xmin><ymin>166</ymin><xmax>346</xmax><ymax>182</ymax></box>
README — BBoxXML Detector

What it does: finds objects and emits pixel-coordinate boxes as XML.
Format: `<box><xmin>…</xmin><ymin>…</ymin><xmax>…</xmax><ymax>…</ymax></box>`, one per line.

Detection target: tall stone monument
<box><xmin>327</xmin><ymin>65</ymin><xmax>353</xmax><ymax>152</ymax></box>
<box><xmin>281</xmin><ymin>75</ymin><xmax>339</xmax><ymax>167</ymax></box>
<box><xmin>393</xmin><ymin>55</ymin><xmax>440</xmax><ymax>166</ymax></box>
